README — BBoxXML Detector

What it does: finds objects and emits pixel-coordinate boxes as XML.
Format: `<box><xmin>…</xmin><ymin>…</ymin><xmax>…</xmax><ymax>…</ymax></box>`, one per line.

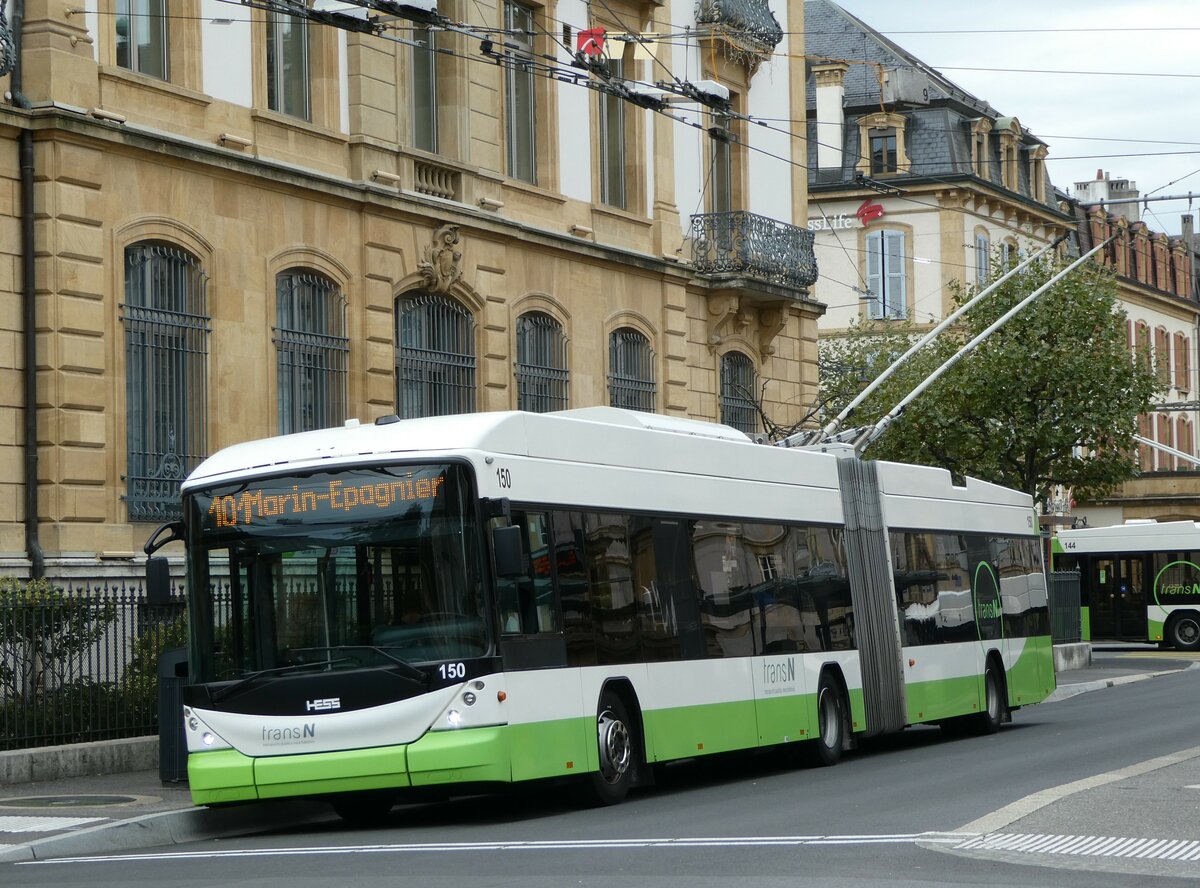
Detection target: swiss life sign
<box><xmin>807</xmin><ymin>199</ymin><xmax>885</xmax><ymax>231</ymax></box>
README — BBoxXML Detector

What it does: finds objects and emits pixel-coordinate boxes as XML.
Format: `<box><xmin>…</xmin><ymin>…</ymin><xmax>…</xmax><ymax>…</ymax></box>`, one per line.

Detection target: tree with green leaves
<box><xmin>816</xmin><ymin>254</ymin><xmax>1164</xmax><ymax>507</ymax></box>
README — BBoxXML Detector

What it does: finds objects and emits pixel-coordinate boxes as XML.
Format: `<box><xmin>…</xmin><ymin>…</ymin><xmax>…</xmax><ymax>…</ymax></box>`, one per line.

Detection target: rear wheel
<box><xmin>973</xmin><ymin>666</ymin><xmax>1004</xmax><ymax>735</ymax></box>
<box><xmin>806</xmin><ymin>673</ymin><xmax>845</xmax><ymax>767</ymax></box>
<box><xmin>585</xmin><ymin>691</ymin><xmax>639</xmax><ymax>806</ymax></box>
<box><xmin>1168</xmin><ymin>613</ymin><xmax>1200</xmax><ymax>651</ymax></box>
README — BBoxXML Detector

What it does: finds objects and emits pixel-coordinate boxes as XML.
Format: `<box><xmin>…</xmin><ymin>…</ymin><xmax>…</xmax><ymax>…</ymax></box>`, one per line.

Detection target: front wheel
<box><xmin>1168</xmin><ymin>613</ymin><xmax>1200</xmax><ymax>652</ymax></box>
<box><xmin>806</xmin><ymin>673</ymin><xmax>846</xmax><ymax>767</ymax></box>
<box><xmin>585</xmin><ymin>691</ymin><xmax>639</xmax><ymax>806</ymax></box>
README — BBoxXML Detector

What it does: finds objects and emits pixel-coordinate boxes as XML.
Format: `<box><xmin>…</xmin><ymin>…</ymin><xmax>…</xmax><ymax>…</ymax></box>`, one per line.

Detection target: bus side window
<box><xmin>501</xmin><ymin>511</ymin><xmax>561</xmax><ymax>635</ymax></box>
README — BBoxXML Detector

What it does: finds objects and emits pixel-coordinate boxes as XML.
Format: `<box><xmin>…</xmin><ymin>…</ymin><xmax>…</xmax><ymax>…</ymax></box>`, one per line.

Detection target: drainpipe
<box><xmin>8</xmin><ymin>0</ymin><xmax>45</xmax><ymax>579</ymax></box>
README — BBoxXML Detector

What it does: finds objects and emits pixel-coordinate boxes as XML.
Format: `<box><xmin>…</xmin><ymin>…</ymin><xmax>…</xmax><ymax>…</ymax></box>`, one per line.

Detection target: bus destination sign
<box><xmin>202</xmin><ymin>470</ymin><xmax>447</xmax><ymax>531</ymax></box>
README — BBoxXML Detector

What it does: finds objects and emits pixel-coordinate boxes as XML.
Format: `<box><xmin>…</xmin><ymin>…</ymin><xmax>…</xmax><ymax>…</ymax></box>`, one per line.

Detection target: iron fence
<box><xmin>1049</xmin><ymin>570</ymin><xmax>1082</xmax><ymax>644</ymax></box>
<box><xmin>0</xmin><ymin>579</ymin><xmax>186</xmax><ymax>752</ymax></box>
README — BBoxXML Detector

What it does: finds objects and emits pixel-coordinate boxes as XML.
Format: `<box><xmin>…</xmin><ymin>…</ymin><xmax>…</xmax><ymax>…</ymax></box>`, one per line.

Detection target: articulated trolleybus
<box><xmin>151</xmin><ymin>408</ymin><xmax>1054</xmax><ymax>816</ymax></box>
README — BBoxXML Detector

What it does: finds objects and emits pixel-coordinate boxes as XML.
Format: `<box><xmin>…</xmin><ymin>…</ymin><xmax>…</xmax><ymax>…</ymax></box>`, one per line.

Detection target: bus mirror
<box><xmin>144</xmin><ymin>521</ymin><xmax>184</xmax><ymax>556</ymax></box>
<box><xmin>146</xmin><ymin>556</ymin><xmax>172</xmax><ymax>606</ymax></box>
<box><xmin>492</xmin><ymin>525</ymin><xmax>524</xmax><ymax>578</ymax></box>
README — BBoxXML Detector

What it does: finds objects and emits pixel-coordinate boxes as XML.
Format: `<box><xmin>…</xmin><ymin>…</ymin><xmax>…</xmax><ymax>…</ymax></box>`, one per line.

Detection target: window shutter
<box><xmin>866</xmin><ymin>231</ymin><xmax>883</xmax><ymax>320</ymax></box>
<box><xmin>885</xmin><ymin>230</ymin><xmax>906</xmax><ymax>318</ymax></box>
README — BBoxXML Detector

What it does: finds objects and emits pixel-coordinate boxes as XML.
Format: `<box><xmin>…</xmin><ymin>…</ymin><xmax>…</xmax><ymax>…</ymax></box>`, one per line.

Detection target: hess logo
<box><xmin>305</xmin><ymin>697</ymin><xmax>341</xmax><ymax>712</ymax></box>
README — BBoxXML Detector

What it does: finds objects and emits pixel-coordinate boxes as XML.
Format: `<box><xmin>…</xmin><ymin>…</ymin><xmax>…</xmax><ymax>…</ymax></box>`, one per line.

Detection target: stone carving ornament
<box><xmin>418</xmin><ymin>224</ymin><xmax>464</xmax><ymax>295</ymax></box>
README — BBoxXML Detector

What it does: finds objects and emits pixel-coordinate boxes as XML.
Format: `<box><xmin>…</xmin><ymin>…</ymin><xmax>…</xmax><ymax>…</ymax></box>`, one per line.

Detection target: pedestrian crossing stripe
<box><xmin>954</xmin><ymin>833</ymin><xmax>1200</xmax><ymax>862</ymax></box>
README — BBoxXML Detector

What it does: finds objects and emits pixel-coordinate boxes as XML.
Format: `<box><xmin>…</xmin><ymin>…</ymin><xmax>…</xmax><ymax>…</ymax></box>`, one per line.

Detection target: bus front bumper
<box><xmin>188</xmin><ymin>726</ymin><xmax>511</xmax><ymax>805</ymax></box>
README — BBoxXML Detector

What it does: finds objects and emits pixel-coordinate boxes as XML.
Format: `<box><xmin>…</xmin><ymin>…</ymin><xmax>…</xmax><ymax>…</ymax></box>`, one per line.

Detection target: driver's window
<box><xmin>500</xmin><ymin>511</ymin><xmax>562</xmax><ymax>635</ymax></box>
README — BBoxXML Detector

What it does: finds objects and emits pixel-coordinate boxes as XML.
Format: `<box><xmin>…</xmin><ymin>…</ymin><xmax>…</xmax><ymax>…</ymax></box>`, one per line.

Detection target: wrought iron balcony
<box><xmin>689</xmin><ymin>211</ymin><xmax>818</xmax><ymax>292</ymax></box>
<box><xmin>696</xmin><ymin>0</ymin><xmax>783</xmax><ymax>59</ymax></box>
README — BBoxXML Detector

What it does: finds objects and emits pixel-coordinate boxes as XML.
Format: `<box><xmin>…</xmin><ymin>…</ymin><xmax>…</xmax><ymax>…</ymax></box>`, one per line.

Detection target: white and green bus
<box><xmin>148</xmin><ymin>408</ymin><xmax>1055</xmax><ymax>817</ymax></box>
<box><xmin>1055</xmin><ymin>520</ymin><xmax>1200</xmax><ymax>651</ymax></box>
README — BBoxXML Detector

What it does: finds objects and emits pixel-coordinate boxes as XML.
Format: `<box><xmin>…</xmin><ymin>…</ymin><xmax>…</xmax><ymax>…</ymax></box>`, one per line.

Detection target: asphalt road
<box><xmin>5</xmin><ymin>662</ymin><xmax>1200</xmax><ymax>887</ymax></box>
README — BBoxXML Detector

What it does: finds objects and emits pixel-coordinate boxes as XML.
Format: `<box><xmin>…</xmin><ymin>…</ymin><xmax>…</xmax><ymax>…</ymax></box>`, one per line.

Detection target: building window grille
<box><xmin>396</xmin><ymin>293</ymin><xmax>477</xmax><ymax>418</ymax></box>
<box><xmin>515</xmin><ymin>312</ymin><xmax>568</xmax><ymax>413</ymax></box>
<box><xmin>504</xmin><ymin>1</ymin><xmax>537</xmax><ymax>184</ymax></box>
<box><xmin>275</xmin><ymin>270</ymin><xmax>348</xmax><ymax>434</ymax></box>
<box><xmin>412</xmin><ymin>25</ymin><xmax>438</xmax><ymax>152</ymax></box>
<box><xmin>608</xmin><ymin>328</ymin><xmax>655</xmax><ymax>412</ymax></box>
<box><xmin>116</xmin><ymin>0</ymin><xmax>168</xmax><ymax>80</ymax></box>
<box><xmin>865</xmin><ymin>229</ymin><xmax>907</xmax><ymax>320</ymax></box>
<box><xmin>122</xmin><ymin>242</ymin><xmax>209</xmax><ymax>522</ymax></box>
<box><xmin>267</xmin><ymin>9</ymin><xmax>310</xmax><ymax>120</ymax></box>
<box><xmin>720</xmin><ymin>351</ymin><xmax>758</xmax><ymax>434</ymax></box>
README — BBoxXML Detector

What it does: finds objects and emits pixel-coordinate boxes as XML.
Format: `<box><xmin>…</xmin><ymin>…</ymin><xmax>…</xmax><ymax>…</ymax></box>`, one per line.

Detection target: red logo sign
<box><xmin>856</xmin><ymin>199</ymin><xmax>885</xmax><ymax>225</ymax></box>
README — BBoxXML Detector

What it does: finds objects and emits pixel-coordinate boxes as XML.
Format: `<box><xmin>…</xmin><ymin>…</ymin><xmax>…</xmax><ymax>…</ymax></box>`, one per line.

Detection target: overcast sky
<box><xmin>825</xmin><ymin>1</ymin><xmax>1200</xmax><ymax>236</ymax></box>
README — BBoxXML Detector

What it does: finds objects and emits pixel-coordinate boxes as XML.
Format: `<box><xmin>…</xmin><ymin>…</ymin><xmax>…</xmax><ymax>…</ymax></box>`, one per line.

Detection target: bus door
<box><xmin>1089</xmin><ymin>556</ymin><xmax>1145</xmax><ymax>640</ymax></box>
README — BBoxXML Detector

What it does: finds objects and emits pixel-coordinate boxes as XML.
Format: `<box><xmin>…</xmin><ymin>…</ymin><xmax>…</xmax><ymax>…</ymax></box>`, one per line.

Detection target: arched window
<box><xmin>275</xmin><ymin>269</ymin><xmax>349</xmax><ymax>434</ymax></box>
<box><xmin>396</xmin><ymin>292</ymin><xmax>477</xmax><ymax>418</ymax></box>
<box><xmin>122</xmin><ymin>241</ymin><xmax>210</xmax><ymax>522</ymax></box>
<box><xmin>720</xmin><ymin>351</ymin><xmax>758</xmax><ymax>434</ymax></box>
<box><xmin>515</xmin><ymin>311</ymin><xmax>568</xmax><ymax>413</ymax></box>
<box><xmin>608</xmin><ymin>328</ymin><xmax>656</xmax><ymax>412</ymax></box>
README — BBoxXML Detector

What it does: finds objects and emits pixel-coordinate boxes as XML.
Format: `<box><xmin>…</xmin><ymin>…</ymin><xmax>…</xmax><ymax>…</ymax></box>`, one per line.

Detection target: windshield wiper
<box><xmin>291</xmin><ymin>646</ymin><xmax>429</xmax><ymax>684</ymax></box>
<box><xmin>211</xmin><ymin>658</ymin><xmax>351</xmax><ymax>703</ymax></box>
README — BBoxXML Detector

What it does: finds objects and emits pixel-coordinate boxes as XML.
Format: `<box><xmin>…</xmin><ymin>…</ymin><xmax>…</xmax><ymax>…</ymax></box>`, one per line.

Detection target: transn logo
<box><xmin>305</xmin><ymin>697</ymin><xmax>341</xmax><ymax>712</ymax></box>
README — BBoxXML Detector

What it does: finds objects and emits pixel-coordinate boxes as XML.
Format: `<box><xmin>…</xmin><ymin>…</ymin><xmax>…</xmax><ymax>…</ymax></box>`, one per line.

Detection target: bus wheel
<box><xmin>331</xmin><ymin>790</ymin><xmax>396</xmax><ymax>824</ymax></box>
<box><xmin>587</xmin><ymin>692</ymin><xmax>637</xmax><ymax>805</ymax></box>
<box><xmin>1168</xmin><ymin>613</ymin><xmax>1200</xmax><ymax>652</ymax></box>
<box><xmin>806</xmin><ymin>673</ymin><xmax>845</xmax><ymax>767</ymax></box>
<box><xmin>973</xmin><ymin>666</ymin><xmax>1004</xmax><ymax>735</ymax></box>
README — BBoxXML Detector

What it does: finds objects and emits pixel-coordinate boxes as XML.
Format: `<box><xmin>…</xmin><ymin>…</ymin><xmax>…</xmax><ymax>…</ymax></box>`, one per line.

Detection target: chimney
<box><xmin>812</xmin><ymin>64</ymin><xmax>848</xmax><ymax>174</ymax></box>
<box><xmin>1184</xmin><ymin>214</ymin><xmax>1196</xmax><ymax>253</ymax></box>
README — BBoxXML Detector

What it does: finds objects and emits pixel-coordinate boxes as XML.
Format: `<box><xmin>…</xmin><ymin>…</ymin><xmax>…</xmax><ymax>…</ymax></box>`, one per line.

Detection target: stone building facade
<box><xmin>0</xmin><ymin>0</ymin><xmax>819</xmax><ymax>578</ymax></box>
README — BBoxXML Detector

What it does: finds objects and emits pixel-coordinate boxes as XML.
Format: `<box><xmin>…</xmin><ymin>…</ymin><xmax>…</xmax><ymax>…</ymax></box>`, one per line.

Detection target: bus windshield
<box><xmin>185</xmin><ymin>463</ymin><xmax>487</xmax><ymax>682</ymax></box>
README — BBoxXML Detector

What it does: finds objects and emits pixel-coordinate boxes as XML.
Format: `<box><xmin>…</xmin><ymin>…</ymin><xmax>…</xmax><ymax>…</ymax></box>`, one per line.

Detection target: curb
<box><xmin>1045</xmin><ymin>663</ymin><xmax>1197</xmax><ymax>704</ymax></box>
<box><xmin>0</xmin><ymin>798</ymin><xmax>333</xmax><ymax>863</ymax></box>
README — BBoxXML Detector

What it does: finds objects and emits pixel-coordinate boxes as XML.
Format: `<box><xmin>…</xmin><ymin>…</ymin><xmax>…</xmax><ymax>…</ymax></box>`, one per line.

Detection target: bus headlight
<box><xmin>462</xmin><ymin>692</ymin><xmax>477</xmax><ymax>706</ymax></box>
<box><xmin>446</xmin><ymin>710</ymin><xmax>463</xmax><ymax>728</ymax></box>
<box><xmin>201</xmin><ymin>732</ymin><xmax>216</xmax><ymax>746</ymax></box>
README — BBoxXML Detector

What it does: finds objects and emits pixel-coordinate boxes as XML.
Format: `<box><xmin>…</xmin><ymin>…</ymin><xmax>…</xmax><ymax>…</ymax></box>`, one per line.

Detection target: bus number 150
<box><xmin>439</xmin><ymin>662</ymin><xmax>466</xmax><ymax>680</ymax></box>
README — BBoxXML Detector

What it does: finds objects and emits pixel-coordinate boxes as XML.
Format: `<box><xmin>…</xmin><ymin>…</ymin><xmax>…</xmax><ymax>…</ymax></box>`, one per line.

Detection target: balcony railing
<box><xmin>690</xmin><ymin>211</ymin><xmax>818</xmax><ymax>292</ymax></box>
<box><xmin>695</xmin><ymin>0</ymin><xmax>783</xmax><ymax>59</ymax></box>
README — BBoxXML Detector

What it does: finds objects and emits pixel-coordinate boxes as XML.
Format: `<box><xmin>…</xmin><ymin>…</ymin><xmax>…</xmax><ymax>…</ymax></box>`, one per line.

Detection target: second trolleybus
<box><xmin>147</xmin><ymin>407</ymin><xmax>1056</xmax><ymax>817</ymax></box>
<box><xmin>1056</xmin><ymin>520</ymin><xmax>1200</xmax><ymax>650</ymax></box>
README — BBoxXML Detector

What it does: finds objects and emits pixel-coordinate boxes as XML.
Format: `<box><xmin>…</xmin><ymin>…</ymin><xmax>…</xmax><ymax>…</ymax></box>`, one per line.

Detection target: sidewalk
<box><xmin>1</xmin><ymin>649</ymin><xmax>1194</xmax><ymax>864</ymax></box>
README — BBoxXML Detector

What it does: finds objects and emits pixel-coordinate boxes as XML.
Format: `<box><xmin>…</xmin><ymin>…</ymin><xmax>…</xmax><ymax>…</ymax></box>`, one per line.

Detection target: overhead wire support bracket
<box><xmin>853</xmin><ymin>236</ymin><xmax>1114</xmax><ymax>455</ymax></box>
